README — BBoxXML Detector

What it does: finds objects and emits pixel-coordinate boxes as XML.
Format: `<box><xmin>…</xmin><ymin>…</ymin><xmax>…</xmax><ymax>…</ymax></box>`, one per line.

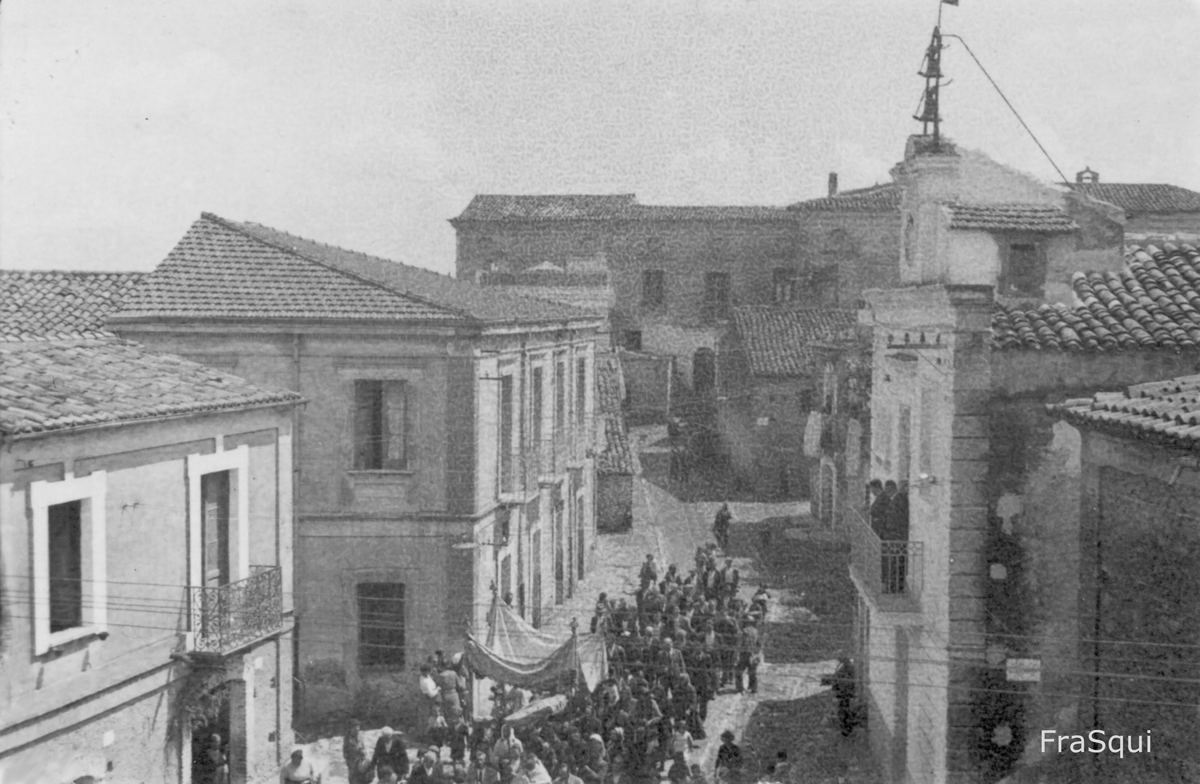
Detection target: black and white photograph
<box><xmin>2</xmin><ymin>1</ymin><xmax>1199</xmax><ymax>782</ymax></box>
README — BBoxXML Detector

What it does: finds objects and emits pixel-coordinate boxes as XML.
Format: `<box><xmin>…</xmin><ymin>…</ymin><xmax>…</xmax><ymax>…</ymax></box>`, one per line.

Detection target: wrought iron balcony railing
<box><xmin>849</xmin><ymin>507</ymin><xmax>923</xmax><ymax>613</ymax></box>
<box><xmin>190</xmin><ymin>565</ymin><xmax>284</xmax><ymax>654</ymax></box>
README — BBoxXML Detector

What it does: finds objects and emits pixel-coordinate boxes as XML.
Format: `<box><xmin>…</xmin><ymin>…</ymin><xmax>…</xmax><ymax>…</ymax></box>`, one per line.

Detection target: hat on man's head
<box><xmin>451</xmin><ymin>652</ymin><xmax>464</xmax><ymax>666</ymax></box>
<box><xmin>720</xmin><ymin>730</ymin><xmax>735</xmax><ymax>741</ymax></box>
<box><xmin>381</xmin><ymin>726</ymin><xmax>394</xmax><ymax>736</ymax></box>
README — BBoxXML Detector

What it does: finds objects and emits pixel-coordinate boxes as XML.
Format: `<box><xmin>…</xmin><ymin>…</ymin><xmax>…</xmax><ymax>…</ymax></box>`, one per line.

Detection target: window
<box><xmin>898</xmin><ymin>404</ymin><xmax>912</xmax><ymax>485</ymax></box>
<box><xmin>532</xmin><ymin>366</ymin><xmax>544</xmax><ymax>456</ymax></box>
<box><xmin>500</xmin><ymin>375</ymin><xmax>514</xmax><ymax>493</ymax></box>
<box><xmin>353</xmin><ymin>380</ymin><xmax>408</xmax><ymax>470</ymax></box>
<box><xmin>1004</xmin><ymin>243</ymin><xmax>1045</xmax><ymax>297</ymax></box>
<box><xmin>642</xmin><ymin>270</ymin><xmax>666</xmax><ymax>308</ymax></box>
<box><xmin>48</xmin><ymin>501</ymin><xmax>83</xmax><ymax>633</ymax></box>
<box><xmin>773</xmin><ymin>267</ymin><xmax>800</xmax><ymax>303</ymax></box>
<box><xmin>703</xmin><ymin>272</ymin><xmax>731</xmax><ymax>321</ymax></box>
<box><xmin>200</xmin><ymin>471</ymin><xmax>231</xmax><ymax>588</ymax></box>
<box><xmin>576</xmin><ymin>358</ymin><xmax>587</xmax><ymax>428</ymax></box>
<box><xmin>622</xmin><ymin>331</ymin><xmax>643</xmax><ymax>352</ymax></box>
<box><xmin>919</xmin><ymin>388</ymin><xmax>934</xmax><ymax>476</ymax></box>
<box><xmin>555</xmin><ymin>360</ymin><xmax>566</xmax><ymax>439</ymax></box>
<box><xmin>357</xmin><ymin>582</ymin><xmax>405</xmax><ymax>668</ymax></box>
<box><xmin>31</xmin><ymin>471</ymin><xmax>107</xmax><ymax>653</ymax></box>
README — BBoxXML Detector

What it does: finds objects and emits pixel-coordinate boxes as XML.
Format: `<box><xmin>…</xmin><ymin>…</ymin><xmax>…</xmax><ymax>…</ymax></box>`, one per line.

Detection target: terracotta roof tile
<box><xmin>947</xmin><ymin>203</ymin><xmax>1077</xmax><ymax>233</ymax></box>
<box><xmin>113</xmin><ymin>214</ymin><xmax>593</xmax><ymax>325</ymax></box>
<box><xmin>992</xmin><ymin>243</ymin><xmax>1200</xmax><ymax>352</ymax></box>
<box><xmin>454</xmin><ymin>195</ymin><xmax>638</xmax><ymax>222</ymax></box>
<box><xmin>787</xmin><ymin>182</ymin><xmax>902</xmax><ymax>212</ymax></box>
<box><xmin>1</xmin><ymin>271</ymin><xmax>144</xmax><ymax>341</ymax></box>
<box><xmin>627</xmin><ymin>205</ymin><xmax>793</xmax><ymax>222</ymax></box>
<box><xmin>453</xmin><ymin>195</ymin><xmax>792</xmax><ymax>223</ymax></box>
<box><xmin>731</xmin><ymin>308</ymin><xmax>858</xmax><ymax>377</ymax></box>
<box><xmin>595</xmin><ymin>354</ymin><xmax>634</xmax><ymax>475</ymax></box>
<box><xmin>1049</xmin><ymin>372</ymin><xmax>1200</xmax><ymax>447</ymax></box>
<box><xmin>0</xmin><ymin>339</ymin><xmax>301</xmax><ymax>435</ymax></box>
<box><xmin>1068</xmin><ymin>183</ymin><xmax>1200</xmax><ymax>215</ymax></box>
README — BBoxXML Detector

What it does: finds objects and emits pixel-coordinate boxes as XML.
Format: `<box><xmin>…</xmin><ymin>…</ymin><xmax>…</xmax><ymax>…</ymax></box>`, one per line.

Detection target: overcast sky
<box><xmin>2</xmin><ymin>0</ymin><xmax>1198</xmax><ymax>276</ymax></box>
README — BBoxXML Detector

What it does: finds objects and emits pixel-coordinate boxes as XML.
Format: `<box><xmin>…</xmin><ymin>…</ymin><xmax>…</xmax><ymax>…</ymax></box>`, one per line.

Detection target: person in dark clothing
<box><xmin>867</xmin><ymin>479</ymin><xmax>887</xmax><ymax>536</ymax></box>
<box><xmin>713</xmin><ymin>504</ymin><xmax>732</xmax><ymax>551</ymax></box>
<box><xmin>881</xmin><ymin>480</ymin><xmax>908</xmax><ymax>593</ymax></box>
<box><xmin>735</xmin><ymin>621</ymin><xmax>761</xmax><ymax>694</ymax></box>
<box><xmin>343</xmin><ymin>720</ymin><xmax>374</xmax><ymax>784</ymax></box>
<box><xmin>828</xmin><ymin>658</ymin><xmax>861</xmax><ymax>737</ymax></box>
<box><xmin>715</xmin><ymin>731</ymin><xmax>743</xmax><ymax>781</ymax></box>
<box><xmin>372</xmin><ymin>727</ymin><xmax>410</xmax><ymax>780</ymax></box>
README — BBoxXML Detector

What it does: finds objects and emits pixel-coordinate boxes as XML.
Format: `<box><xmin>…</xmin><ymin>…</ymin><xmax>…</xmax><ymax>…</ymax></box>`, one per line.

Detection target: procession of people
<box><xmin>335</xmin><ymin>508</ymin><xmax>776</xmax><ymax>784</ymax></box>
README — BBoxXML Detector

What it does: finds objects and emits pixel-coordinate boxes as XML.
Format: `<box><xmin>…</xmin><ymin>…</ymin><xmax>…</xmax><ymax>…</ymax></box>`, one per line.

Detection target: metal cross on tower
<box><xmin>914</xmin><ymin>26</ymin><xmax>945</xmax><ymax>146</ymax></box>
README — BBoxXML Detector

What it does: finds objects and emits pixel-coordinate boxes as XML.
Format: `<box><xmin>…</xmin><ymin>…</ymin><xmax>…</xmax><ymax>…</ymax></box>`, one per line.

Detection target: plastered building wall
<box><xmin>0</xmin><ymin>406</ymin><xmax>294</xmax><ymax>784</ymax></box>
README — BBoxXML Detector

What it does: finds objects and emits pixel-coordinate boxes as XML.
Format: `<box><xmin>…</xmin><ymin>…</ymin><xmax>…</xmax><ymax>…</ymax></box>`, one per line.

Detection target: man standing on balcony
<box><xmin>867</xmin><ymin>479</ymin><xmax>886</xmax><ymax>536</ymax></box>
<box><xmin>880</xmin><ymin>481</ymin><xmax>909</xmax><ymax>594</ymax></box>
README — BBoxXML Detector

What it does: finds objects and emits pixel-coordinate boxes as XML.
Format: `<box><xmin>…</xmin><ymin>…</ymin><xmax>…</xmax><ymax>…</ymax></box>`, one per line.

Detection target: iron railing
<box><xmin>191</xmin><ymin>565</ymin><xmax>284</xmax><ymax>654</ymax></box>
<box><xmin>849</xmin><ymin>507</ymin><xmax>923</xmax><ymax>612</ymax></box>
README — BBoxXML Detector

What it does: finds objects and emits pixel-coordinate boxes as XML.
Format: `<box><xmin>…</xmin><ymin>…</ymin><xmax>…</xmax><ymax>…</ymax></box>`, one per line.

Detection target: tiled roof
<box><xmin>947</xmin><ymin>203</ymin><xmax>1078</xmax><ymax>233</ymax></box>
<box><xmin>787</xmin><ymin>182</ymin><xmax>902</xmax><ymax>212</ymax></box>
<box><xmin>113</xmin><ymin>214</ymin><xmax>593</xmax><ymax>325</ymax></box>
<box><xmin>628</xmin><ymin>205</ymin><xmax>793</xmax><ymax>222</ymax></box>
<box><xmin>453</xmin><ymin>195</ymin><xmax>638</xmax><ymax>222</ymax></box>
<box><xmin>595</xmin><ymin>354</ymin><xmax>634</xmax><ymax>475</ymax></box>
<box><xmin>731</xmin><ymin>307</ymin><xmax>858</xmax><ymax>377</ymax></box>
<box><xmin>1068</xmin><ymin>183</ymin><xmax>1200</xmax><ymax>215</ymax></box>
<box><xmin>0</xmin><ymin>339</ymin><xmax>301</xmax><ymax>435</ymax></box>
<box><xmin>1048</xmin><ymin>373</ymin><xmax>1200</xmax><ymax>447</ymax></box>
<box><xmin>452</xmin><ymin>195</ymin><xmax>791</xmax><ymax>223</ymax></box>
<box><xmin>991</xmin><ymin>243</ymin><xmax>1200</xmax><ymax>351</ymax></box>
<box><xmin>1</xmin><ymin>271</ymin><xmax>144</xmax><ymax>341</ymax></box>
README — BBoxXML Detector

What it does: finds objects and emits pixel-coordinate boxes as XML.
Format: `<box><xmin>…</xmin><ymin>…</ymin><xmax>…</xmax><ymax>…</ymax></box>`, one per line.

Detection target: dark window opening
<box><xmin>704</xmin><ymin>272</ymin><xmax>732</xmax><ymax>321</ymax></box>
<box><xmin>358</xmin><ymin>582</ymin><xmax>406</xmax><ymax>668</ymax></box>
<box><xmin>642</xmin><ymin>270</ymin><xmax>666</xmax><ymax>308</ymax></box>
<box><xmin>622</xmin><ymin>331</ymin><xmax>643</xmax><ymax>352</ymax></box>
<box><xmin>48</xmin><ymin>500</ymin><xmax>83</xmax><ymax>634</ymax></box>
<box><xmin>693</xmin><ymin>349</ymin><xmax>716</xmax><ymax>395</ymax></box>
<box><xmin>531</xmin><ymin>367</ymin><xmax>544</xmax><ymax>456</ymax></box>
<box><xmin>555</xmin><ymin>360</ymin><xmax>566</xmax><ymax>439</ymax></box>
<box><xmin>1005</xmin><ymin>243</ymin><xmax>1045</xmax><ymax>296</ymax></box>
<box><xmin>353</xmin><ymin>380</ymin><xmax>408</xmax><ymax>470</ymax></box>
<box><xmin>773</xmin><ymin>268</ymin><xmax>800</xmax><ymax>303</ymax></box>
<box><xmin>500</xmin><ymin>375</ymin><xmax>514</xmax><ymax>493</ymax></box>
<box><xmin>575</xmin><ymin>359</ymin><xmax>587</xmax><ymax>428</ymax></box>
<box><xmin>201</xmin><ymin>471</ymin><xmax>231</xmax><ymax>588</ymax></box>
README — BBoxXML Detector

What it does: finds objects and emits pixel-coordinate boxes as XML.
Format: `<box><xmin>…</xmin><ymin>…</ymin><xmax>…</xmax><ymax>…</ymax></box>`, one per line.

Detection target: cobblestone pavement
<box><xmin>285</xmin><ymin>425</ymin><xmax>836</xmax><ymax>783</ymax></box>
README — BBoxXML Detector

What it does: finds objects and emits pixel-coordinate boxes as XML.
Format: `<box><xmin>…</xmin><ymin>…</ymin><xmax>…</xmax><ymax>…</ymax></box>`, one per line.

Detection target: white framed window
<box><xmin>30</xmin><ymin>471</ymin><xmax>107</xmax><ymax>654</ymax></box>
<box><xmin>188</xmin><ymin>446</ymin><xmax>250</xmax><ymax>589</ymax></box>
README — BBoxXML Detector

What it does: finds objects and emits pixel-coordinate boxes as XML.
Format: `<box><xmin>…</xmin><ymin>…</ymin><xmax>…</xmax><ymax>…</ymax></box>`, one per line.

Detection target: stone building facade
<box><xmin>109</xmin><ymin>214</ymin><xmax>602</xmax><ymax>730</ymax></box>
<box><xmin>450</xmin><ymin>190</ymin><xmax>902</xmax><ymax>397</ymax></box>
<box><xmin>0</xmin><ymin>336</ymin><xmax>300</xmax><ymax>784</ymax></box>
<box><xmin>1049</xmin><ymin>378</ymin><xmax>1200</xmax><ymax>783</ymax></box>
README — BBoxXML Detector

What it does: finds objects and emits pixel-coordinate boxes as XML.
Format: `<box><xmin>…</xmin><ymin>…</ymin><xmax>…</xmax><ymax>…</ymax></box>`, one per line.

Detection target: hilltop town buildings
<box><xmin>108</xmin><ymin>213</ymin><xmax>603</xmax><ymax>727</ymax></box>
<box><xmin>850</xmin><ymin>132</ymin><xmax>1200</xmax><ymax>784</ymax></box>
<box><xmin>0</xmin><ymin>279</ymin><xmax>301</xmax><ymax>784</ymax></box>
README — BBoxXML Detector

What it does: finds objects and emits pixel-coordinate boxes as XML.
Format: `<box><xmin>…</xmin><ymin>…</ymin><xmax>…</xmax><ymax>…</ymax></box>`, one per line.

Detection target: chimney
<box><xmin>828</xmin><ymin>172</ymin><xmax>839</xmax><ymax>197</ymax></box>
<box><xmin>1076</xmin><ymin>167</ymin><xmax>1099</xmax><ymax>184</ymax></box>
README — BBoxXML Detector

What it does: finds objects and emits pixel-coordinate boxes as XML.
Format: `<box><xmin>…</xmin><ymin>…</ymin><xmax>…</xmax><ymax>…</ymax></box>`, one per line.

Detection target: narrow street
<box><xmin>307</xmin><ymin>425</ymin><xmax>880</xmax><ymax>784</ymax></box>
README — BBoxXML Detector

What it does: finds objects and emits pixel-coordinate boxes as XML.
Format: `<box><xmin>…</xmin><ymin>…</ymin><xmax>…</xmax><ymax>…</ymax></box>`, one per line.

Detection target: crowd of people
<box><xmin>336</xmin><ymin>523</ymin><xmax>776</xmax><ymax>784</ymax></box>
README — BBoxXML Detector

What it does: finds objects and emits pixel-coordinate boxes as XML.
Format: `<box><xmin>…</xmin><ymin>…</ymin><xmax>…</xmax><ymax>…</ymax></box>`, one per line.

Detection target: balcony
<box><xmin>190</xmin><ymin>565</ymin><xmax>284</xmax><ymax>654</ymax></box>
<box><xmin>848</xmin><ymin>508</ymin><xmax>923</xmax><ymax>615</ymax></box>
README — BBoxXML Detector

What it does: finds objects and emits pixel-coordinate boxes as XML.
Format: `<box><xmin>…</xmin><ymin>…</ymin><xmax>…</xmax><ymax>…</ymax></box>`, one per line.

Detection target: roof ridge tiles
<box><xmin>198</xmin><ymin>213</ymin><xmax>475</xmax><ymax>322</ymax></box>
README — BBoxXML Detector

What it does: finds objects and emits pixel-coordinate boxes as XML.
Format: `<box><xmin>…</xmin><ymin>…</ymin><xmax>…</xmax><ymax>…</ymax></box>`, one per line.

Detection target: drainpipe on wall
<box><xmin>291</xmin><ymin>332</ymin><xmax>302</xmax><ymax>725</ymax></box>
